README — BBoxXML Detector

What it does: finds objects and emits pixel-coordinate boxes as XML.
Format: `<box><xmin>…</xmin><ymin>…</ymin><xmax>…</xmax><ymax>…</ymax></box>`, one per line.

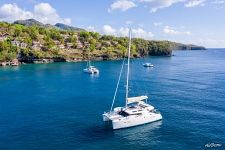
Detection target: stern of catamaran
<box><xmin>103</xmin><ymin>113</ymin><xmax>111</xmax><ymax>121</ymax></box>
<box><xmin>103</xmin><ymin>107</ymin><xmax>123</xmax><ymax>122</ymax></box>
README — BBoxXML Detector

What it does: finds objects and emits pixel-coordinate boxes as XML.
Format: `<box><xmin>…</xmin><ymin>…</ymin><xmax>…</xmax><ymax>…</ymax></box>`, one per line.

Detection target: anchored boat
<box><xmin>83</xmin><ymin>50</ymin><xmax>99</xmax><ymax>74</ymax></box>
<box><xmin>103</xmin><ymin>28</ymin><xmax>162</xmax><ymax>130</ymax></box>
<box><xmin>83</xmin><ymin>66</ymin><xmax>99</xmax><ymax>74</ymax></box>
<box><xmin>143</xmin><ymin>63</ymin><xmax>154</xmax><ymax>67</ymax></box>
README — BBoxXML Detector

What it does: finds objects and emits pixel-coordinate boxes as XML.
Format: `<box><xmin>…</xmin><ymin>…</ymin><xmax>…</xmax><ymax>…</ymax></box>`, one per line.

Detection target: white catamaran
<box><xmin>103</xmin><ymin>28</ymin><xmax>162</xmax><ymax>130</ymax></box>
<box><xmin>83</xmin><ymin>50</ymin><xmax>99</xmax><ymax>74</ymax></box>
<box><xmin>143</xmin><ymin>63</ymin><xmax>154</xmax><ymax>67</ymax></box>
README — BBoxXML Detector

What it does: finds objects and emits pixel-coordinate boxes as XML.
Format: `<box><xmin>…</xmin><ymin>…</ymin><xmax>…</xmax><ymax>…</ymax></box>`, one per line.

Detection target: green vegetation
<box><xmin>0</xmin><ymin>39</ymin><xmax>18</xmax><ymax>62</ymax></box>
<box><xmin>0</xmin><ymin>20</ymin><xmax>205</xmax><ymax>63</ymax></box>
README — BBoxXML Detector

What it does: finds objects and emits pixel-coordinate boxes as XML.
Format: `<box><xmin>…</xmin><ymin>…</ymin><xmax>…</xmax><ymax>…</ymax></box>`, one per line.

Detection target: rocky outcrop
<box><xmin>1</xmin><ymin>59</ymin><xmax>19</xmax><ymax>66</ymax></box>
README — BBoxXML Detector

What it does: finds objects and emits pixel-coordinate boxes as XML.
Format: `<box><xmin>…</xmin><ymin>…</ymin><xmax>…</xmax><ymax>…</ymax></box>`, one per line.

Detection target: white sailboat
<box><xmin>83</xmin><ymin>50</ymin><xmax>99</xmax><ymax>74</ymax></box>
<box><xmin>103</xmin><ymin>28</ymin><xmax>162</xmax><ymax>130</ymax></box>
<box><xmin>143</xmin><ymin>63</ymin><xmax>154</xmax><ymax>67</ymax></box>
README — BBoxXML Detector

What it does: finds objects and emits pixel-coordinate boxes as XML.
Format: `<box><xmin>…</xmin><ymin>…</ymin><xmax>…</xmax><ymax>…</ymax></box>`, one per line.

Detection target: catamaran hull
<box><xmin>103</xmin><ymin>114</ymin><xmax>110</xmax><ymax>121</ymax></box>
<box><xmin>143</xmin><ymin>64</ymin><xmax>153</xmax><ymax>67</ymax></box>
<box><xmin>112</xmin><ymin>113</ymin><xmax>162</xmax><ymax>130</ymax></box>
<box><xmin>83</xmin><ymin>69</ymin><xmax>99</xmax><ymax>74</ymax></box>
<box><xmin>103</xmin><ymin>113</ymin><xmax>122</xmax><ymax>122</ymax></box>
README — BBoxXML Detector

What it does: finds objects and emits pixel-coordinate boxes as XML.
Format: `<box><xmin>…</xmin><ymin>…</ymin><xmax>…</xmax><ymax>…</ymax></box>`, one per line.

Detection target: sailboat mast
<box><xmin>88</xmin><ymin>49</ymin><xmax>90</xmax><ymax>67</ymax></box>
<box><xmin>125</xmin><ymin>28</ymin><xmax>132</xmax><ymax>107</ymax></box>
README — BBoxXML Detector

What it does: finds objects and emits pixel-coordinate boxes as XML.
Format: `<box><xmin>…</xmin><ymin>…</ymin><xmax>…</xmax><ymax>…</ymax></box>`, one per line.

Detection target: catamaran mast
<box><xmin>125</xmin><ymin>28</ymin><xmax>132</xmax><ymax>107</ymax></box>
<box><xmin>88</xmin><ymin>49</ymin><xmax>90</xmax><ymax>67</ymax></box>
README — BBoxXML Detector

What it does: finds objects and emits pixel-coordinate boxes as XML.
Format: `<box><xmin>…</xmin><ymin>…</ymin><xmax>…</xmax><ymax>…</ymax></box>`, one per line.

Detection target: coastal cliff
<box><xmin>0</xmin><ymin>19</ymin><xmax>206</xmax><ymax>66</ymax></box>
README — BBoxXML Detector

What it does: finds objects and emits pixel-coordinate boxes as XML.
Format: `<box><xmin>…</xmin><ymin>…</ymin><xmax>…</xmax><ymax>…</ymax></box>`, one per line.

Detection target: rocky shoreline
<box><xmin>0</xmin><ymin>56</ymin><xmax>124</xmax><ymax>67</ymax></box>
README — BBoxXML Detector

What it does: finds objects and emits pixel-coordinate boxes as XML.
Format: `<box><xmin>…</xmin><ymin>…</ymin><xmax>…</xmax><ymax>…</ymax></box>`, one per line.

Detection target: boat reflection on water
<box><xmin>112</xmin><ymin>121</ymin><xmax>163</xmax><ymax>147</ymax></box>
<box><xmin>80</xmin><ymin>121</ymin><xmax>162</xmax><ymax>149</ymax></box>
<box><xmin>90</xmin><ymin>73</ymin><xmax>99</xmax><ymax>78</ymax></box>
<box><xmin>103</xmin><ymin>120</ymin><xmax>162</xmax><ymax>136</ymax></box>
<box><xmin>113</xmin><ymin>120</ymin><xmax>162</xmax><ymax>134</ymax></box>
<box><xmin>101</xmin><ymin>120</ymin><xmax>162</xmax><ymax>137</ymax></box>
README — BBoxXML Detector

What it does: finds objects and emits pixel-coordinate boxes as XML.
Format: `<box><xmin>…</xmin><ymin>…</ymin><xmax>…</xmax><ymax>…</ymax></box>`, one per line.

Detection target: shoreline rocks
<box><xmin>1</xmin><ymin>59</ymin><xmax>20</xmax><ymax>67</ymax></box>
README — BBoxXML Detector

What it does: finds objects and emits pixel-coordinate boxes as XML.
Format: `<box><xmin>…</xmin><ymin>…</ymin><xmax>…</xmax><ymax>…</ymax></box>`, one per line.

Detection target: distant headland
<box><xmin>0</xmin><ymin>19</ymin><xmax>206</xmax><ymax>66</ymax></box>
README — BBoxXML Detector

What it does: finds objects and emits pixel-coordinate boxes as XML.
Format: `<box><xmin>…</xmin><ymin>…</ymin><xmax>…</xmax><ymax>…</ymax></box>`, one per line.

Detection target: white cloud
<box><xmin>153</xmin><ymin>22</ymin><xmax>163</xmax><ymax>27</ymax></box>
<box><xmin>0</xmin><ymin>3</ymin><xmax>71</xmax><ymax>25</ymax></box>
<box><xmin>211</xmin><ymin>0</ymin><xmax>225</xmax><ymax>4</ymax></box>
<box><xmin>132</xmin><ymin>28</ymin><xmax>154</xmax><ymax>39</ymax></box>
<box><xmin>139</xmin><ymin>0</ymin><xmax>185</xmax><ymax>12</ymax></box>
<box><xmin>33</xmin><ymin>3</ymin><xmax>71</xmax><ymax>24</ymax></box>
<box><xmin>192</xmin><ymin>38</ymin><xmax>225</xmax><ymax>48</ymax></box>
<box><xmin>102</xmin><ymin>25</ymin><xmax>117</xmax><ymax>35</ymax></box>
<box><xmin>211</xmin><ymin>0</ymin><xmax>225</xmax><ymax>9</ymax></box>
<box><xmin>184</xmin><ymin>0</ymin><xmax>206</xmax><ymax>8</ymax></box>
<box><xmin>0</xmin><ymin>3</ymin><xmax>33</xmax><ymax>21</ymax></box>
<box><xmin>86</xmin><ymin>26</ymin><xmax>96</xmax><ymax>32</ymax></box>
<box><xmin>163</xmin><ymin>26</ymin><xmax>191</xmax><ymax>35</ymax></box>
<box><xmin>108</xmin><ymin>0</ymin><xmax>225</xmax><ymax>13</ymax></box>
<box><xmin>34</xmin><ymin>3</ymin><xmax>56</xmax><ymax>16</ymax></box>
<box><xmin>125</xmin><ymin>20</ymin><xmax>133</xmax><ymax>25</ymax></box>
<box><xmin>102</xmin><ymin>25</ymin><xmax>154</xmax><ymax>39</ymax></box>
<box><xmin>63</xmin><ymin>18</ymin><xmax>71</xmax><ymax>25</ymax></box>
<box><xmin>26</xmin><ymin>0</ymin><xmax>38</xmax><ymax>4</ymax></box>
<box><xmin>138</xmin><ymin>23</ymin><xmax>144</xmax><ymax>27</ymax></box>
<box><xmin>108</xmin><ymin>0</ymin><xmax>137</xmax><ymax>12</ymax></box>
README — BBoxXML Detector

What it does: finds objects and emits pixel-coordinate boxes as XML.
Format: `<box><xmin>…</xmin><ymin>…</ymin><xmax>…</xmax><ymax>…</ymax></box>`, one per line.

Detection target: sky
<box><xmin>0</xmin><ymin>0</ymin><xmax>225</xmax><ymax>48</ymax></box>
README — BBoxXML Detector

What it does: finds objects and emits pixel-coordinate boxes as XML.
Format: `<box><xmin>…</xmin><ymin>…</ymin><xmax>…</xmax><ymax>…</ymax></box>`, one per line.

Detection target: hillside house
<box><xmin>84</xmin><ymin>42</ymin><xmax>90</xmax><ymax>47</ymax></box>
<box><xmin>0</xmin><ymin>33</ymin><xmax>9</xmax><ymax>41</ymax></box>
<box><xmin>76</xmin><ymin>41</ymin><xmax>83</xmax><ymax>49</ymax></box>
<box><xmin>20</xmin><ymin>42</ymin><xmax>27</xmax><ymax>49</ymax></box>
<box><xmin>54</xmin><ymin>40</ymin><xmax>60</xmax><ymax>45</ymax></box>
<box><xmin>32</xmin><ymin>41</ymin><xmax>42</xmax><ymax>50</ymax></box>
<box><xmin>11</xmin><ymin>40</ymin><xmax>20</xmax><ymax>47</ymax></box>
<box><xmin>0</xmin><ymin>27</ymin><xmax>7</xmax><ymax>32</ymax></box>
<box><xmin>62</xmin><ymin>34</ymin><xmax>70</xmax><ymax>39</ymax></box>
<box><xmin>66</xmin><ymin>42</ymin><xmax>73</xmax><ymax>49</ymax></box>
<box><xmin>58</xmin><ymin>44</ymin><xmax>65</xmax><ymax>49</ymax></box>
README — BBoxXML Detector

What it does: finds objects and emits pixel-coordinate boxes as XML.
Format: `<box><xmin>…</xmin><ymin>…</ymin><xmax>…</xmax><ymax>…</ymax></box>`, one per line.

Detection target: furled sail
<box><xmin>127</xmin><ymin>96</ymin><xmax>148</xmax><ymax>104</ymax></box>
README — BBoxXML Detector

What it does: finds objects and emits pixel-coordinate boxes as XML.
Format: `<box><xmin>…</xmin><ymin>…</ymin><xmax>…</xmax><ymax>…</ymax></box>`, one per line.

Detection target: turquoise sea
<box><xmin>0</xmin><ymin>49</ymin><xmax>224</xmax><ymax>150</ymax></box>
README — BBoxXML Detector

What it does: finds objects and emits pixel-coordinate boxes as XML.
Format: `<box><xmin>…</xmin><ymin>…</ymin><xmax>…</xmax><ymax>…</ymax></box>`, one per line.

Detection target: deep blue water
<box><xmin>0</xmin><ymin>49</ymin><xmax>225</xmax><ymax>150</ymax></box>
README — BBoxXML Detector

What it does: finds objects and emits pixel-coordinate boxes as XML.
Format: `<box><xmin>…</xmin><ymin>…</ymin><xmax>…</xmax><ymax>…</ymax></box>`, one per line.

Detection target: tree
<box><xmin>23</xmin><ymin>36</ymin><xmax>32</xmax><ymax>46</ymax></box>
<box><xmin>13</xmin><ymin>24</ymin><xmax>23</xmax><ymax>37</ymax></box>
<box><xmin>49</xmin><ymin>28</ymin><xmax>63</xmax><ymax>41</ymax></box>
<box><xmin>0</xmin><ymin>40</ymin><xmax>17</xmax><ymax>61</ymax></box>
<box><xmin>32</xmin><ymin>50</ymin><xmax>44</xmax><ymax>58</ymax></box>
<box><xmin>116</xmin><ymin>44</ymin><xmax>126</xmax><ymax>57</ymax></box>
<box><xmin>106</xmin><ymin>46</ymin><xmax>114</xmax><ymax>58</ymax></box>
<box><xmin>148</xmin><ymin>41</ymin><xmax>171</xmax><ymax>56</ymax></box>
<box><xmin>90</xmin><ymin>32</ymin><xmax>100</xmax><ymax>40</ymax></box>
<box><xmin>44</xmin><ymin>35</ymin><xmax>55</xmax><ymax>49</ymax></box>
<box><xmin>38</xmin><ymin>27</ymin><xmax>48</xmax><ymax>35</ymax></box>
<box><xmin>67</xmin><ymin>35</ymin><xmax>77</xmax><ymax>43</ymax></box>
<box><xmin>89</xmin><ymin>44</ymin><xmax>96</xmax><ymax>52</ymax></box>
<box><xmin>26</xmin><ymin>25</ymin><xmax>38</xmax><ymax>40</ymax></box>
<box><xmin>131</xmin><ymin>44</ymin><xmax>137</xmax><ymax>57</ymax></box>
<box><xmin>20</xmin><ymin>48</ymin><xmax>30</xmax><ymax>57</ymax></box>
<box><xmin>79</xmin><ymin>31</ymin><xmax>90</xmax><ymax>42</ymax></box>
<box><xmin>3</xmin><ymin>52</ymin><xmax>16</xmax><ymax>61</ymax></box>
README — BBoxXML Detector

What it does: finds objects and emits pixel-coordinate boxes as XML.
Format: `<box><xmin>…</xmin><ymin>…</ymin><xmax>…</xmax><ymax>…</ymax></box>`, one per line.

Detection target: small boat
<box><xmin>83</xmin><ymin>66</ymin><xmax>99</xmax><ymax>74</ymax></box>
<box><xmin>143</xmin><ymin>63</ymin><xmax>153</xmax><ymax>67</ymax></box>
<box><xmin>103</xmin><ymin>28</ymin><xmax>162</xmax><ymax>130</ymax></box>
<box><xmin>1</xmin><ymin>62</ymin><xmax>7</xmax><ymax>66</ymax></box>
<box><xmin>11</xmin><ymin>61</ymin><xmax>19</xmax><ymax>66</ymax></box>
<box><xmin>83</xmin><ymin>50</ymin><xmax>99</xmax><ymax>74</ymax></box>
<box><xmin>11</xmin><ymin>62</ymin><xmax>19</xmax><ymax>66</ymax></box>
